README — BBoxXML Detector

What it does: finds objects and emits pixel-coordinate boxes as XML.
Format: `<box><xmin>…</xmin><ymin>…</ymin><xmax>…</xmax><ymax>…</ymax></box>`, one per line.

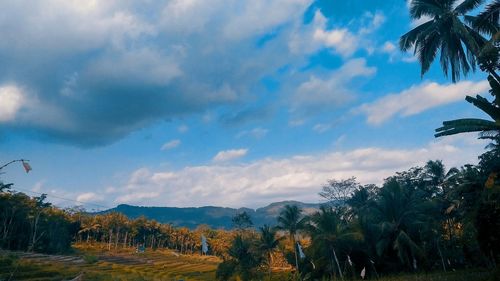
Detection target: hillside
<box><xmin>102</xmin><ymin>200</ymin><xmax>322</xmax><ymax>229</ymax></box>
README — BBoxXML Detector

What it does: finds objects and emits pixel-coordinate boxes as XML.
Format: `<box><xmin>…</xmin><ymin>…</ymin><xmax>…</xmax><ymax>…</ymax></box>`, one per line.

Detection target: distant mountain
<box><xmin>102</xmin><ymin>200</ymin><xmax>322</xmax><ymax>229</ymax></box>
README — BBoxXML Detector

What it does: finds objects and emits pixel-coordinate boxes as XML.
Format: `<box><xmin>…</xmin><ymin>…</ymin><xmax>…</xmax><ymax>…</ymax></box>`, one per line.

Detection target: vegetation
<box><xmin>0</xmin><ymin>1</ymin><xmax>498</xmax><ymax>280</ymax></box>
<box><xmin>1</xmin><ymin>154</ymin><xmax>498</xmax><ymax>281</ymax></box>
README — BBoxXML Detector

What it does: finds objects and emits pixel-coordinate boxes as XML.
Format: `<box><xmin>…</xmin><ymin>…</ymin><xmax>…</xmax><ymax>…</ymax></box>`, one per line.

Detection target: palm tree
<box><xmin>435</xmin><ymin>76</ymin><xmax>500</xmax><ymax>138</ymax></box>
<box><xmin>372</xmin><ymin>179</ymin><xmax>424</xmax><ymax>271</ymax></box>
<box><xmin>276</xmin><ymin>205</ymin><xmax>306</xmax><ymax>273</ymax></box>
<box><xmin>258</xmin><ymin>225</ymin><xmax>283</xmax><ymax>278</ymax></box>
<box><xmin>400</xmin><ymin>2</ymin><xmax>500</xmax><ymax>142</ymax></box>
<box><xmin>469</xmin><ymin>0</ymin><xmax>500</xmax><ymax>34</ymax></box>
<box><xmin>400</xmin><ymin>0</ymin><xmax>489</xmax><ymax>82</ymax></box>
<box><xmin>307</xmin><ymin>206</ymin><xmax>362</xmax><ymax>280</ymax></box>
<box><xmin>227</xmin><ymin>235</ymin><xmax>260</xmax><ymax>281</ymax></box>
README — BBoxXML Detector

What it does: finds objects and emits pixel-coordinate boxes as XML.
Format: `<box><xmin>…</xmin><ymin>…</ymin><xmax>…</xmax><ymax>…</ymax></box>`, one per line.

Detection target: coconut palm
<box><xmin>372</xmin><ymin>179</ymin><xmax>424</xmax><ymax>271</ymax></box>
<box><xmin>276</xmin><ymin>204</ymin><xmax>307</xmax><ymax>273</ymax></box>
<box><xmin>227</xmin><ymin>235</ymin><xmax>260</xmax><ymax>281</ymax></box>
<box><xmin>307</xmin><ymin>206</ymin><xmax>362</xmax><ymax>280</ymax></box>
<box><xmin>465</xmin><ymin>0</ymin><xmax>500</xmax><ymax>38</ymax></box>
<box><xmin>258</xmin><ymin>225</ymin><xmax>283</xmax><ymax>278</ymax></box>
<box><xmin>435</xmin><ymin>76</ymin><xmax>500</xmax><ymax>138</ymax></box>
<box><xmin>400</xmin><ymin>0</ymin><xmax>489</xmax><ymax>82</ymax></box>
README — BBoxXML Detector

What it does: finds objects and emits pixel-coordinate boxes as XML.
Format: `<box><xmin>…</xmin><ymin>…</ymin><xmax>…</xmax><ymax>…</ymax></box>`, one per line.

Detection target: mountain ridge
<box><xmin>101</xmin><ymin>200</ymin><xmax>323</xmax><ymax>229</ymax></box>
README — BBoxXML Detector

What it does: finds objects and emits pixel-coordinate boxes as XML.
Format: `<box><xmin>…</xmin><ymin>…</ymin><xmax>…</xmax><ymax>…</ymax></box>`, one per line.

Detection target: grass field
<box><xmin>0</xmin><ymin>244</ymin><xmax>497</xmax><ymax>281</ymax></box>
<box><xmin>0</xmin><ymin>243</ymin><xmax>220</xmax><ymax>281</ymax></box>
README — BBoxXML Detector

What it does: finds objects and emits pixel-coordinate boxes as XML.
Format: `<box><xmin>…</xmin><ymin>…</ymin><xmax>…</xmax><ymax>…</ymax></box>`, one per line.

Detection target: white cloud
<box><xmin>115</xmin><ymin>192</ymin><xmax>160</xmax><ymax>204</ymax></box>
<box><xmin>161</xmin><ymin>139</ymin><xmax>181</xmax><ymax>150</ymax></box>
<box><xmin>85</xmin><ymin>48</ymin><xmax>182</xmax><ymax>86</ymax></box>
<box><xmin>222</xmin><ymin>0</ymin><xmax>312</xmax><ymax>40</ymax></box>
<box><xmin>402</xmin><ymin>55</ymin><xmax>418</xmax><ymax>63</ymax></box>
<box><xmin>236</xmin><ymin>127</ymin><xmax>269</xmax><ymax>139</ymax></box>
<box><xmin>0</xmin><ymin>85</ymin><xmax>25</xmax><ymax>122</ymax></box>
<box><xmin>213</xmin><ymin>148</ymin><xmax>249</xmax><ymax>162</ymax></box>
<box><xmin>291</xmin><ymin>58</ymin><xmax>376</xmax><ymax>115</ymax></box>
<box><xmin>0</xmin><ymin>1</ymin><xmax>155</xmax><ymax>53</ymax></box>
<box><xmin>31</xmin><ymin>181</ymin><xmax>45</xmax><ymax>192</ymax></box>
<box><xmin>290</xmin><ymin>10</ymin><xmax>385</xmax><ymax>58</ymax></box>
<box><xmin>110</xmin><ymin>135</ymin><xmax>486</xmax><ymax>207</ymax></box>
<box><xmin>160</xmin><ymin>0</ymin><xmax>311</xmax><ymax>39</ymax></box>
<box><xmin>313</xmin><ymin>27</ymin><xmax>359</xmax><ymax>58</ymax></box>
<box><xmin>358</xmin><ymin>80</ymin><xmax>490</xmax><ymax>125</ymax></box>
<box><xmin>0</xmin><ymin>0</ymin><xmax>317</xmax><ymax>145</ymax></box>
<box><xmin>381</xmin><ymin>41</ymin><xmax>396</xmax><ymax>54</ymax></box>
<box><xmin>359</xmin><ymin>12</ymin><xmax>386</xmax><ymax>35</ymax></box>
<box><xmin>177</xmin><ymin>125</ymin><xmax>189</xmax><ymax>133</ymax></box>
<box><xmin>406</xmin><ymin>0</ymin><xmax>433</xmax><ymax>27</ymax></box>
<box><xmin>379</xmin><ymin>40</ymin><xmax>417</xmax><ymax>63</ymax></box>
<box><xmin>76</xmin><ymin>192</ymin><xmax>103</xmax><ymax>202</ymax></box>
<box><xmin>312</xmin><ymin>123</ymin><xmax>333</xmax><ymax>133</ymax></box>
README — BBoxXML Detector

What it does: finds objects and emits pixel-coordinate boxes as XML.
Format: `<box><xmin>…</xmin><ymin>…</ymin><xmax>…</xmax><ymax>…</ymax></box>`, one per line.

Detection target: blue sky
<box><xmin>0</xmin><ymin>0</ymin><xmax>492</xmax><ymax>209</ymax></box>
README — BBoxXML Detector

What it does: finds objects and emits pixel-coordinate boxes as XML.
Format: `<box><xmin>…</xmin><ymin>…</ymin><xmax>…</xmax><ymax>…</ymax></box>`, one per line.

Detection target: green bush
<box><xmin>83</xmin><ymin>254</ymin><xmax>98</xmax><ymax>264</ymax></box>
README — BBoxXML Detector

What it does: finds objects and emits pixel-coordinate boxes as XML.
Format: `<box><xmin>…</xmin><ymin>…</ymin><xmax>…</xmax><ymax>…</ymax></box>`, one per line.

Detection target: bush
<box><xmin>83</xmin><ymin>254</ymin><xmax>98</xmax><ymax>264</ymax></box>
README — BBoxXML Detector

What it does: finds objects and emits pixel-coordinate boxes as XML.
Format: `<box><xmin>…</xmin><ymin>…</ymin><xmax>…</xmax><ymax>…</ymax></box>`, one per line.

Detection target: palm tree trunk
<box><xmin>437</xmin><ymin>239</ymin><xmax>447</xmax><ymax>272</ymax></box>
<box><xmin>108</xmin><ymin>230</ymin><xmax>112</xmax><ymax>251</ymax></box>
<box><xmin>487</xmin><ymin>67</ymin><xmax>500</xmax><ymax>84</ymax></box>
<box><xmin>292</xmin><ymin>235</ymin><xmax>299</xmax><ymax>274</ymax></box>
<box><xmin>332</xmin><ymin>247</ymin><xmax>344</xmax><ymax>281</ymax></box>
<box><xmin>268</xmin><ymin>252</ymin><xmax>273</xmax><ymax>279</ymax></box>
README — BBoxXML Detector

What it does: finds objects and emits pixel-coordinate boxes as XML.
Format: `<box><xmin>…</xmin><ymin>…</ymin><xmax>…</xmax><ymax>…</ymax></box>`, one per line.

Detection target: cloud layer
<box><xmin>213</xmin><ymin>149</ymin><xmax>249</xmax><ymax>162</ymax></box>
<box><xmin>358</xmin><ymin>80</ymin><xmax>490</xmax><ymax>125</ymax></box>
<box><xmin>0</xmin><ymin>0</ymin><xmax>316</xmax><ymax>146</ymax></box>
<box><xmin>102</xmin><ymin>135</ymin><xmax>485</xmax><ymax>208</ymax></box>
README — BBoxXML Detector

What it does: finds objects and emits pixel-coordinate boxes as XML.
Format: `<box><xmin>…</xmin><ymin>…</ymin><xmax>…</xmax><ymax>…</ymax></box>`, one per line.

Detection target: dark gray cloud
<box><xmin>0</xmin><ymin>0</ymin><xmax>315</xmax><ymax>146</ymax></box>
<box><xmin>220</xmin><ymin>107</ymin><xmax>274</xmax><ymax>127</ymax></box>
<box><xmin>0</xmin><ymin>0</ymin><xmax>381</xmax><ymax>146</ymax></box>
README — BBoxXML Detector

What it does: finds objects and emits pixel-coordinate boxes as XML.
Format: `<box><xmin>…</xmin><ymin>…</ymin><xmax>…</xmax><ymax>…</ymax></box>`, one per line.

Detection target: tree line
<box><xmin>0</xmin><ymin>185</ymin><xmax>235</xmax><ymax>258</ymax></box>
<box><xmin>215</xmin><ymin>157</ymin><xmax>500</xmax><ymax>280</ymax></box>
<box><xmin>0</xmin><ymin>151</ymin><xmax>498</xmax><ymax>280</ymax></box>
<box><xmin>0</xmin><ymin>1</ymin><xmax>499</xmax><ymax>280</ymax></box>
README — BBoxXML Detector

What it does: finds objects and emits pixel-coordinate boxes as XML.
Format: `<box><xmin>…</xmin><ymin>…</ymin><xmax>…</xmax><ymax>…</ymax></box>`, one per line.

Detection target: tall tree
<box><xmin>372</xmin><ymin>179</ymin><xmax>424</xmax><ymax>271</ymax></box>
<box><xmin>400</xmin><ymin>0</ymin><xmax>490</xmax><ymax>82</ymax></box>
<box><xmin>258</xmin><ymin>225</ymin><xmax>282</xmax><ymax>278</ymax></box>
<box><xmin>276</xmin><ymin>205</ymin><xmax>306</xmax><ymax>274</ymax></box>
<box><xmin>435</xmin><ymin>77</ymin><xmax>500</xmax><ymax>138</ymax></box>
<box><xmin>232</xmin><ymin>211</ymin><xmax>253</xmax><ymax>231</ymax></box>
<box><xmin>307</xmin><ymin>206</ymin><xmax>362</xmax><ymax>280</ymax></box>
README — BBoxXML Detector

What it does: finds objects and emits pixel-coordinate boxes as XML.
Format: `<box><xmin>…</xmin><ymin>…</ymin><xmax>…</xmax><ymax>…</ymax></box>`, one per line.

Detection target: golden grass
<box><xmin>1</xmin><ymin>243</ymin><xmax>220</xmax><ymax>281</ymax></box>
<box><xmin>0</xmin><ymin>244</ymin><xmax>496</xmax><ymax>281</ymax></box>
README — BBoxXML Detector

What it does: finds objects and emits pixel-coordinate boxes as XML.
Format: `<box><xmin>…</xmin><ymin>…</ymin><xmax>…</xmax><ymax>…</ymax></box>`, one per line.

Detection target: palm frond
<box><xmin>455</xmin><ymin>0</ymin><xmax>485</xmax><ymax>15</ymax></box>
<box><xmin>435</xmin><ymin>118</ymin><xmax>500</xmax><ymax>137</ymax></box>
<box><xmin>470</xmin><ymin>0</ymin><xmax>500</xmax><ymax>36</ymax></box>
<box><xmin>400</xmin><ymin>20</ymin><xmax>435</xmax><ymax>51</ymax></box>
<box><xmin>410</xmin><ymin>0</ymin><xmax>448</xmax><ymax>19</ymax></box>
<box><xmin>417</xmin><ymin>30</ymin><xmax>442</xmax><ymax>75</ymax></box>
<box><xmin>465</xmin><ymin>94</ymin><xmax>500</xmax><ymax>120</ymax></box>
<box><xmin>489</xmin><ymin>75</ymin><xmax>500</xmax><ymax>105</ymax></box>
<box><xmin>479</xmin><ymin>129</ymin><xmax>500</xmax><ymax>139</ymax></box>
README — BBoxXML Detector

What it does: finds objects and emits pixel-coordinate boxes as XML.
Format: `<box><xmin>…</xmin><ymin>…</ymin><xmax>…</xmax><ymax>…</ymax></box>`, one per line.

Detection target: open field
<box><xmin>0</xmin><ymin>243</ymin><xmax>220</xmax><ymax>281</ymax></box>
<box><xmin>0</xmin><ymin>244</ymin><xmax>497</xmax><ymax>281</ymax></box>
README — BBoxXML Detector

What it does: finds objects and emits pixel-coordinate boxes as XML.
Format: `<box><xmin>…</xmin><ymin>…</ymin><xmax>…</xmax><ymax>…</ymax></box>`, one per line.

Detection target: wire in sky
<box><xmin>9</xmin><ymin>186</ymin><xmax>111</xmax><ymax>210</ymax></box>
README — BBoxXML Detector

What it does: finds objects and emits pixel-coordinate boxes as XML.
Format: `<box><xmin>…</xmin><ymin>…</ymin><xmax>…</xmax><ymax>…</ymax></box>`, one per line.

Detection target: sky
<box><xmin>0</xmin><ymin>0</ymin><xmax>493</xmax><ymax>210</ymax></box>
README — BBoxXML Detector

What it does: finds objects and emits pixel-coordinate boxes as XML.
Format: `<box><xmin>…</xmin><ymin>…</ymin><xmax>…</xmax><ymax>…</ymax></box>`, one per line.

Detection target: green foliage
<box><xmin>83</xmin><ymin>254</ymin><xmax>98</xmax><ymax>264</ymax></box>
<box><xmin>277</xmin><ymin>204</ymin><xmax>307</xmax><ymax>272</ymax></box>
<box><xmin>400</xmin><ymin>0</ymin><xmax>486</xmax><ymax>82</ymax></box>
<box><xmin>0</xmin><ymin>188</ymin><xmax>77</xmax><ymax>254</ymax></box>
<box><xmin>232</xmin><ymin>211</ymin><xmax>254</xmax><ymax>230</ymax></box>
<box><xmin>217</xmin><ymin>234</ymin><xmax>263</xmax><ymax>281</ymax></box>
<box><xmin>401</xmin><ymin>1</ymin><xmax>499</xmax><ymax>271</ymax></box>
<box><xmin>216</xmin><ymin>259</ymin><xmax>237</xmax><ymax>280</ymax></box>
<box><xmin>1</xmin><ymin>158</ymin><xmax>499</xmax><ymax>280</ymax></box>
